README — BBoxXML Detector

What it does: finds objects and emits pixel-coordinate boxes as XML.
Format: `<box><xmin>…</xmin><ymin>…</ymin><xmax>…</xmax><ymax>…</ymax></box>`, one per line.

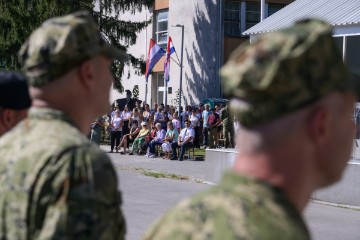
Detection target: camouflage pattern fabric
<box><xmin>221</xmin><ymin>19</ymin><xmax>359</xmax><ymax>128</ymax></box>
<box><xmin>18</xmin><ymin>11</ymin><xmax>126</xmax><ymax>87</ymax></box>
<box><xmin>220</xmin><ymin>106</ymin><xmax>229</xmax><ymax>125</ymax></box>
<box><xmin>0</xmin><ymin>108</ymin><xmax>125</xmax><ymax>239</ymax></box>
<box><xmin>143</xmin><ymin>171</ymin><xmax>310</xmax><ymax>240</ymax></box>
<box><xmin>220</xmin><ymin>106</ymin><xmax>235</xmax><ymax>148</ymax></box>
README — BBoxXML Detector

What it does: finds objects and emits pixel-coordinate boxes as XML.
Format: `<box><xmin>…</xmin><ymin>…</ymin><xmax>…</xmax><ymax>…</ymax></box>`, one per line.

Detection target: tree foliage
<box><xmin>0</xmin><ymin>0</ymin><xmax>152</xmax><ymax>92</ymax></box>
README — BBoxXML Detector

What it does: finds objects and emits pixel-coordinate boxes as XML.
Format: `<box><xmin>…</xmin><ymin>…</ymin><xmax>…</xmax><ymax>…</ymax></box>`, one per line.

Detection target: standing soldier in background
<box><xmin>143</xmin><ymin>19</ymin><xmax>359</xmax><ymax>240</ymax></box>
<box><xmin>0</xmin><ymin>71</ymin><xmax>31</xmax><ymax>137</ymax></box>
<box><xmin>220</xmin><ymin>105</ymin><xmax>235</xmax><ymax>148</ymax></box>
<box><xmin>90</xmin><ymin>116</ymin><xmax>105</xmax><ymax>146</ymax></box>
<box><xmin>0</xmin><ymin>11</ymin><xmax>126</xmax><ymax>239</ymax></box>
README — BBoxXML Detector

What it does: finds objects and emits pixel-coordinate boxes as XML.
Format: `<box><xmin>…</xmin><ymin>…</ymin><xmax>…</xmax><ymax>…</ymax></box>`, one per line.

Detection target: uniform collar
<box><xmin>28</xmin><ymin>107</ymin><xmax>79</xmax><ymax>129</ymax></box>
<box><xmin>220</xmin><ymin>170</ymin><xmax>309</xmax><ymax>235</ymax></box>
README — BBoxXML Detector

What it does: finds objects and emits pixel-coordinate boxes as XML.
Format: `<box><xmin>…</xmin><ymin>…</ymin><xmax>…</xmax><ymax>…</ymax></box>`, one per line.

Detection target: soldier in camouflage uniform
<box><xmin>220</xmin><ymin>105</ymin><xmax>234</xmax><ymax>148</ymax></box>
<box><xmin>143</xmin><ymin>19</ymin><xmax>359</xmax><ymax>240</ymax></box>
<box><xmin>0</xmin><ymin>12</ymin><xmax>126</xmax><ymax>239</ymax></box>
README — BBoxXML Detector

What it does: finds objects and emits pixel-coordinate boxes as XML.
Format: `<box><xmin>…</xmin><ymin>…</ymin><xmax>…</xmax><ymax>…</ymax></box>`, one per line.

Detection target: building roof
<box><xmin>243</xmin><ymin>0</ymin><xmax>360</xmax><ymax>35</ymax></box>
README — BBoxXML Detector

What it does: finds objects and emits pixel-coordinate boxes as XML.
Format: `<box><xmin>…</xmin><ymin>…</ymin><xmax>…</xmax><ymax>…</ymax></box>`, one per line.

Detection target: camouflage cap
<box><xmin>221</xmin><ymin>19</ymin><xmax>360</xmax><ymax>128</ymax></box>
<box><xmin>19</xmin><ymin>11</ymin><xmax>126</xmax><ymax>87</ymax></box>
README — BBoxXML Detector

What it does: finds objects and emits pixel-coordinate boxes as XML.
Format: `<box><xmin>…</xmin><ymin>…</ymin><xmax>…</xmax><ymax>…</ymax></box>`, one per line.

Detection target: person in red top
<box><xmin>207</xmin><ymin>107</ymin><xmax>221</xmax><ymax>148</ymax></box>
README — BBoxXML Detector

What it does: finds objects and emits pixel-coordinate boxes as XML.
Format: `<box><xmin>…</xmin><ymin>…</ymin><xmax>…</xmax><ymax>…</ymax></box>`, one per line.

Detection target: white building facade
<box><xmin>112</xmin><ymin>0</ymin><xmax>294</xmax><ymax>108</ymax></box>
<box><xmin>111</xmin><ymin>0</ymin><xmax>223</xmax><ymax>108</ymax></box>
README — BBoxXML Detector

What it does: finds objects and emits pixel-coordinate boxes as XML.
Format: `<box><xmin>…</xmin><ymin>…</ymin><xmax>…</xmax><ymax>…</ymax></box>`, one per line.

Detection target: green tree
<box><xmin>0</xmin><ymin>0</ymin><xmax>152</xmax><ymax>93</ymax></box>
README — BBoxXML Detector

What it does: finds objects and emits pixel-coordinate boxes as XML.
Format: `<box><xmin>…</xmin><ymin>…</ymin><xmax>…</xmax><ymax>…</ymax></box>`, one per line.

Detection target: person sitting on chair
<box><xmin>171</xmin><ymin>119</ymin><xmax>195</xmax><ymax>161</ymax></box>
<box><xmin>117</xmin><ymin>120</ymin><xmax>140</xmax><ymax>154</ymax></box>
<box><xmin>129</xmin><ymin>121</ymin><xmax>149</xmax><ymax>155</ymax></box>
<box><xmin>147</xmin><ymin>123</ymin><xmax>166</xmax><ymax>158</ymax></box>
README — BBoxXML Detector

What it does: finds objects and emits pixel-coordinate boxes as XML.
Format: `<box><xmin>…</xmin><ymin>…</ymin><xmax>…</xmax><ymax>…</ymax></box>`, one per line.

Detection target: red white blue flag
<box><xmin>145</xmin><ymin>39</ymin><xmax>166</xmax><ymax>82</ymax></box>
<box><xmin>164</xmin><ymin>37</ymin><xmax>176</xmax><ymax>82</ymax></box>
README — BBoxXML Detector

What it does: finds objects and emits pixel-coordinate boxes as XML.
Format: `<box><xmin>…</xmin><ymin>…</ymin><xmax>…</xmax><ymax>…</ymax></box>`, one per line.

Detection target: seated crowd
<box><xmin>102</xmin><ymin>101</ymin><xmax>234</xmax><ymax>160</ymax></box>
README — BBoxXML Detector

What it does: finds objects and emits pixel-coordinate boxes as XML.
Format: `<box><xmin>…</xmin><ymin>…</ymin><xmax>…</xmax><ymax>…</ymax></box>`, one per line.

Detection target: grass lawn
<box><xmin>193</xmin><ymin>148</ymin><xmax>206</xmax><ymax>160</ymax></box>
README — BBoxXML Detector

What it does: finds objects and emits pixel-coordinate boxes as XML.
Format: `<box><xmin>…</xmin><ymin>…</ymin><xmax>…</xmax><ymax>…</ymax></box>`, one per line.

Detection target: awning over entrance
<box><xmin>243</xmin><ymin>0</ymin><xmax>360</xmax><ymax>37</ymax></box>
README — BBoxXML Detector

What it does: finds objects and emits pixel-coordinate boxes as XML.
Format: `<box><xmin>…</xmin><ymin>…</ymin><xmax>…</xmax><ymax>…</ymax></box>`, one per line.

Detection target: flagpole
<box><xmin>170</xmin><ymin>56</ymin><xmax>180</xmax><ymax>66</ymax></box>
<box><xmin>145</xmin><ymin>81</ymin><xmax>148</xmax><ymax>105</ymax></box>
<box><xmin>173</xmin><ymin>24</ymin><xmax>185</xmax><ymax>115</ymax></box>
<box><xmin>164</xmin><ymin>77</ymin><xmax>167</xmax><ymax>105</ymax></box>
<box><xmin>144</xmin><ymin>10</ymin><xmax>148</xmax><ymax>103</ymax></box>
<box><xmin>174</xmin><ymin>51</ymin><xmax>181</xmax><ymax>65</ymax></box>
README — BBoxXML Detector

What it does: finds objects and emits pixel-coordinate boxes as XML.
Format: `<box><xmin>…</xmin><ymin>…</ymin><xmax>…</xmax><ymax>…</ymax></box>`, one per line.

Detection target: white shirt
<box><xmin>121</xmin><ymin>111</ymin><xmax>132</xmax><ymax>121</ymax></box>
<box><xmin>179</xmin><ymin>127</ymin><xmax>195</xmax><ymax>143</ymax></box>
<box><xmin>111</xmin><ymin>116</ymin><xmax>122</xmax><ymax>131</ymax></box>
<box><xmin>189</xmin><ymin>115</ymin><xmax>199</xmax><ymax>127</ymax></box>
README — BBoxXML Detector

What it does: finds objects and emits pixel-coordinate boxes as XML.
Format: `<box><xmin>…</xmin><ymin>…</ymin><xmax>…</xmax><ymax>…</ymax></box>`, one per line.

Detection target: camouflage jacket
<box><xmin>0</xmin><ymin>108</ymin><xmax>125</xmax><ymax>240</ymax></box>
<box><xmin>143</xmin><ymin>171</ymin><xmax>310</xmax><ymax>240</ymax></box>
<box><xmin>220</xmin><ymin>106</ymin><xmax>231</xmax><ymax>125</ymax></box>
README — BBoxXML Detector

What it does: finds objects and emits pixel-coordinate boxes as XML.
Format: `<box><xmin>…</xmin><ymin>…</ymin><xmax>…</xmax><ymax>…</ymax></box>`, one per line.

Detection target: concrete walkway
<box><xmin>102</xmin><ymin>146</ymin><xmax>360</xmax><ymax>240</ymax></box>
<box><xmin>102</xmin><ymin>145</ymin><xmax>208</xmax><ymax>181</ymax></box>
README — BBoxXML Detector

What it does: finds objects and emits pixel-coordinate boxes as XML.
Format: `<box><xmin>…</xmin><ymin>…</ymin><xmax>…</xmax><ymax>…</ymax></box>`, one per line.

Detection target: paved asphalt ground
<box><xmin>102</xmin><ymin>146</ymin><xmax>360</xmax><ymax>240</ymax></box>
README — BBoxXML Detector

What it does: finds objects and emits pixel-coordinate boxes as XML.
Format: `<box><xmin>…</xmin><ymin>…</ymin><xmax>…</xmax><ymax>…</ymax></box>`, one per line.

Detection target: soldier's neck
<box><xmin>233</xmin><ymin>152</ymin><xmax>313</xmax><ymax>213</ymax></box>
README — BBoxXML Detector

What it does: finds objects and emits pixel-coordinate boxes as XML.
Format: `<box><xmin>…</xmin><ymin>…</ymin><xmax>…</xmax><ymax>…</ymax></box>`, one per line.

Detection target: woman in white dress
<box><xmin>110</xmin><ymin>110</ymin><xmax>123</xmax><ymax>153</ymax></box>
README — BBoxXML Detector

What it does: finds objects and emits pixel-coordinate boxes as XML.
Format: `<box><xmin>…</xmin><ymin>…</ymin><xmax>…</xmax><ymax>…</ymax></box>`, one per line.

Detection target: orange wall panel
<box><xmin>152</xmin><ymin>56</ymin><xmax>166</xmax><ymax>72</ymax></box>
<box><xmin>154</xmin><ymin>0</ymin><xmax>169</xmax><ymax>10</ymax></box>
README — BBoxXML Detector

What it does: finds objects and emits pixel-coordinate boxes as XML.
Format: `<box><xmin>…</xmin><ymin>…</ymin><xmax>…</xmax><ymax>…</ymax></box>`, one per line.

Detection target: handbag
<box><xmin>145</xmin><ymin>135</ymin><xmax>151</xmax><ymax>142</ymax></box>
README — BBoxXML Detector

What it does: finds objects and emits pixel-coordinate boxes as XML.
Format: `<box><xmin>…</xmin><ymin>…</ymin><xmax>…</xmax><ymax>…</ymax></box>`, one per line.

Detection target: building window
<box><xmin>224</xmin><ymin>2</ymin><xmax>288</xmax><ymax>36</ymax></box>
<box><xmin>224</xmin><ymin>1</ymin><xmax>241</xmax><ymax>36</ymax></box>
<box><xmin>245</xmin><ymin>2</ymin><xmax>260</xmax><ymax>30</ymax></box>
<box><xmin>333</xmin><ymin>37</ymin><xmax>344</xmax><ymax>55</ymax></box>
<box><xmin>335</xmin><ymin>35</ymin><xmax>360</xmax><ymax>69</ymax></box>
<box><xmin>155</xmin><ymin>10</ymin><xmax>168</xmax><ymax>49</ymax></box>
<box><xmin>346</xmin><ymin>36</ymin><xmax>360</xmax><ymax>69</ymax></box>
<box><xmin>152</xmin><ymin>73</ymin><xmax>165</xmax><ymax>104</ymax></box>
<box><xmin>268</xmin><ymin>4</ymin><xmax>285</xmax><ymax>17</ymax></box>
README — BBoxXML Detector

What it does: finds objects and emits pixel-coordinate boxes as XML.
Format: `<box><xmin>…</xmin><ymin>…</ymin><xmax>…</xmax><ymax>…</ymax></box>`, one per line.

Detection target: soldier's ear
<box><xmin>76</xmin><ymin>59</ymin><xmax>93</xmax><ymax>90</ymax></box>
<box><xmin>0</xmin><ymin>109</ymin><xmax>15</xmax><ymax>131</ymax></box>
<box><xmin>306</xmin><ymin>105</ymin><xmax>331</xmax><ymax>146</ymax></box>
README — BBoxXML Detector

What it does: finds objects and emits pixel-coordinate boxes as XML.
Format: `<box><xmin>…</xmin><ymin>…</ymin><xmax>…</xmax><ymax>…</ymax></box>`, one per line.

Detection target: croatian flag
<box><xmin>164</xmin><ymin>37</ymin><xmax>176</xmax><ymax>82</ymax></box>
<box><xmin>146</xmin><ymin>39</ymin><xmax>165</xmax><ymax>82</ymax></box>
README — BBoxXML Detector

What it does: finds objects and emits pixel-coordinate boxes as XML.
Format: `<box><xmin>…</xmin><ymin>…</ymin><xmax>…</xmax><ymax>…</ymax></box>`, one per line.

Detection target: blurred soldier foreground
<box><xmin>0</xmin><ymin>11</ymin><xmax>126</xmax><ymax>239</ymax></box>
<box><xmin>144</xmin><ymin>20</ymin><xmax>359</xmax><ymax>240</ymax></box>
<box><xmin>0</xmin><ymin>71</ymin><xmax>31</xmax><ymax>137</ymax></box>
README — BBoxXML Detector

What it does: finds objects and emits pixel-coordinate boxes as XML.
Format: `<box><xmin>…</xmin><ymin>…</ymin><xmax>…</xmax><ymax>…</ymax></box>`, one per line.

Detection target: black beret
<box><xmin>0</xmin><ymin>71</ymin><xmax>31</xmax><ymax>110</ymax></box>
